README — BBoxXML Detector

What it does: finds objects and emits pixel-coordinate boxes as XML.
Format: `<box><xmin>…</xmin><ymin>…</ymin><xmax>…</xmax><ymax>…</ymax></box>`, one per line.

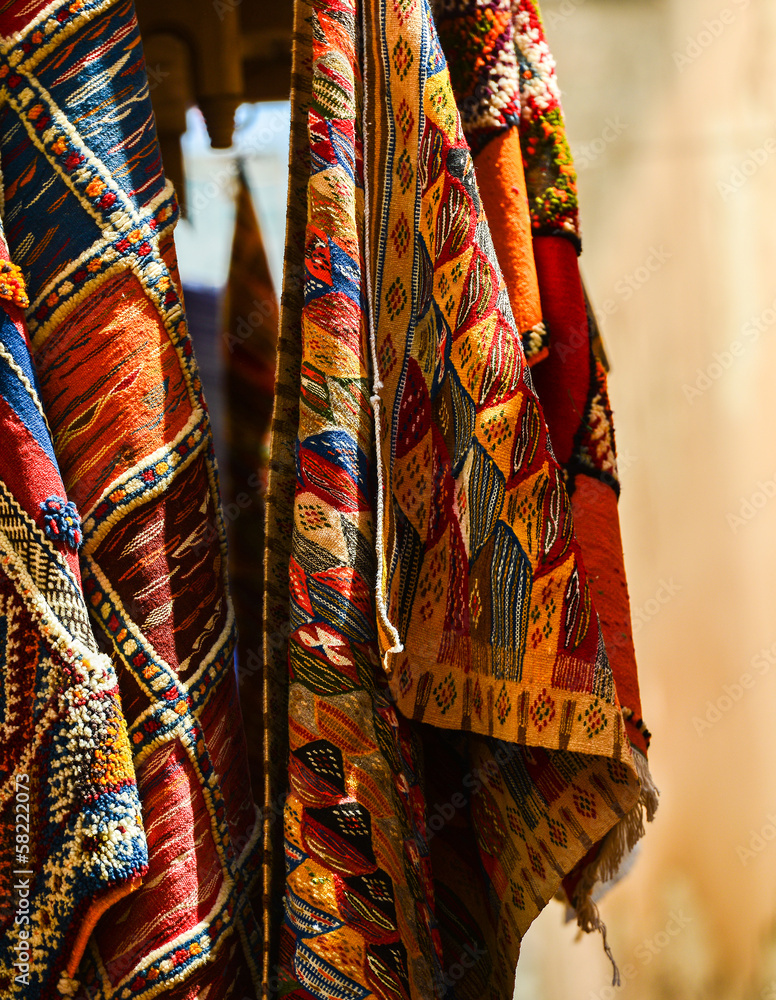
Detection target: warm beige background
<box><xmin>514</xmin><ymin>0</ymin><xmax>776</xmax><ymax>997</ymax></box>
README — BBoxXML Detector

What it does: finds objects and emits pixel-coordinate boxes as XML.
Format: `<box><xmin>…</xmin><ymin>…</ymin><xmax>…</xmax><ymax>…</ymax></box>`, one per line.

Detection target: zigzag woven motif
<box><xmin>268</xmin><ymin>0</ymin><xmax>646</xmax><ymax>996</ymax></box>
<box><xmin>372</xmin><ymin>0</ymin><xmax>616</xmax><ymax>748</ymax></box>
<box><xmin>0</xmin><ymin>1</ymin><xmax>261</xmax><ymax>996</ymax></box>
<box><xmin>431</xmin><ymin>0</ymin><xmax>550</xmax><ymax>365</ymax></box>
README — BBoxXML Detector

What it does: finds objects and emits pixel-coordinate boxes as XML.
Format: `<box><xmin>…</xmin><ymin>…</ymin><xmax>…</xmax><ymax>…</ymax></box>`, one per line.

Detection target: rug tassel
<box><xmin>599</xmin><ymin>910</ymin><xmax>621</xmax><ymax>987</ymax></box>
<box><xmin>602</xmin><ymin>924</ymin><xmax>621</xmax><ymax>987</ymax></box>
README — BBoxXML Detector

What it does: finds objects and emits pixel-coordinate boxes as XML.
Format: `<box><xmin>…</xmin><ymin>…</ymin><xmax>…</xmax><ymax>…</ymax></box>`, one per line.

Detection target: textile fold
<box><xmin>0</xmin><ymin>1</ymin><xmax>261</xmax><ymax>996</ymax></box>
<box><xmin>264</xmin><ymin>0</ymin><xmax>656</xmax><ymax>996</ymax></box>
<box><xmin>0</xmin><ymin>0</ymin><xmax>656</xmax><ymax>994</ymax></box>
<box><xmin>0</xmin><ymin>223</ymin><xmax>146</xmax><ymax>998</ymax></box>
<box><xmin>435</xmin><ymin>0</ymin><xmax>657</xmax><ymax>933</ymax></box>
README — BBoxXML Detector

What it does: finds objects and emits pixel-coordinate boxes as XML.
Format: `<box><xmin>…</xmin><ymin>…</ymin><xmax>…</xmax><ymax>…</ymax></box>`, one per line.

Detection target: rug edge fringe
<box><xmin>570</xmin><ymin>749</ymin><xmax>659</xmax><ymax>982</ymax></box>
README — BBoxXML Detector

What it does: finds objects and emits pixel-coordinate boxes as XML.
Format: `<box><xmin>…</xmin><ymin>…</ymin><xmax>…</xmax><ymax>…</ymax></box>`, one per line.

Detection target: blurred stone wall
<box><xmin>515</xmin><ymin>1</ymin><xmax>776</xmax><ymax>997</ymax></box>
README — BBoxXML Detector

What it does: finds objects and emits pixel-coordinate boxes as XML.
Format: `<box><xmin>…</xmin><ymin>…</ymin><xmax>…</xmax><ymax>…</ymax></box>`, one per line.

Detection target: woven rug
<box><xmin>0</xmin><ymin>2</ymin><xmax>261</xmax><ymax>996</ymax></box>
<box><xmin>512</xmin><ymin>0</ymin><xmax>653</xmax><ymax>762</ymax></box>
<box><xmin>432</xmin><ymin>0</ymin><xmax>657</xmax><ymax>925</ymax></box>
<box><xmin>0</xmin><ymin>220</ymin><xmax>147</xmax><ymax>998</ymax></box>
<box><xmin>263</xmin><ymin>0</ymin><xmax>655</xmax><ymax>995</ymax></box>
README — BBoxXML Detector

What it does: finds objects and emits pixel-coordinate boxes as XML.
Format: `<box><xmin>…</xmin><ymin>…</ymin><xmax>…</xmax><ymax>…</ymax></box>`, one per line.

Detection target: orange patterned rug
<box><xmin>262</xmin><ymin>0</ymin><xmax>657</xmax><ymax>996</ymax></box>
<box><xmin>0</xmin><ymin>1</ymin><xmax>261</xmax><ymax>996</ymax></box>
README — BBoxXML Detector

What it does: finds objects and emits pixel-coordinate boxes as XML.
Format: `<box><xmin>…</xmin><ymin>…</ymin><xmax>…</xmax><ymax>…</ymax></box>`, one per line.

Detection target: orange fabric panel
<box><xmin>570</xmin><ymin>474</ymin><xmax>646</xmax><ymax>755</ymax></box>
<box><xmin>474</xmin><ymin>128</ymin><xmax>544</xmax><ymax>356</ymax></box>
<box><xmin>34</xmin><ymin>266</ymin><xmax>194</xmax><ymax>516</ymax></box>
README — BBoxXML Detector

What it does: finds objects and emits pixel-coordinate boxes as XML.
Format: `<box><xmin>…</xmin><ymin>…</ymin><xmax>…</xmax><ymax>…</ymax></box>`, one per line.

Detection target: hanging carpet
<box><xmin>0</xmin><ymin>1</ymin><xmax>262</xmax><ymax>996</ymax></box>
<box><xmin>262</xmin><ymin>0</ymin><xmax>656</xmax><ymax>996</ymax></box>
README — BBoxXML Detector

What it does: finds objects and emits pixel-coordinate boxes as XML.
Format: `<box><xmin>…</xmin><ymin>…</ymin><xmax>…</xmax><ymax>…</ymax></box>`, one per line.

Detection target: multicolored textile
<box><xmin>435</xmin><ymin>0</ymin><xmax>656</xmax><ymax>919</ymax></box>
<box><xmin>261</xmin><ymin>32</ymin><xmax>312</xmax><ymax>980</ymax></box>
<box><xmin>432</xmin><ymin>0</ymin><xmax>547</xmax><ymax>364</ymax></box>
<box><xmin>513</xmin><ymin>0</ymin><xmax>579</xmax><ymax>240</ymax></box>
<box><xmin>0</xmin><ymin>221</ymin><xmax>147</xmax><ymax>998</ymax></box>
<box><xmin>439</xmin><ymin>0</ymin><xmax>657</xmax><ymax>929</ymax></box>
<box><xmin>263</xmin><ymin>0</ymin><xmax>654</xmax><ymax>995</ymax></box>
<box><xmin>0</xmin><ymin>2</ymin><xmax>261</xmax><ymax>996</ymax></box>
<box><xmin>512</xmin><ymin>1</ymin><xmax>651</xmax><ymax>760</ymax></box>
